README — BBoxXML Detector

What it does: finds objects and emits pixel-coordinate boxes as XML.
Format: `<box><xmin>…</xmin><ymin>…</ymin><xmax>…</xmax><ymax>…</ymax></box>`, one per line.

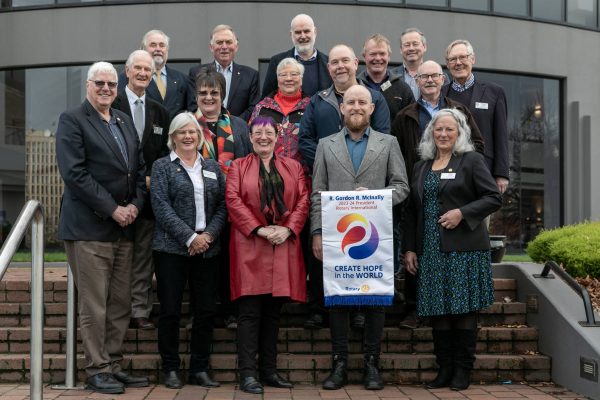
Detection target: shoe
<box><xmin>130</xmin><ymin>317</ymin><xmax>155</xmax><ymax>330</ymax></box>
<box><xmin>304</xmin><ymin>313</ymin><xmax>324</xmax><ymax>329</ymax></box>
<box><xmin>113</xmin><ymin>371</ymin><xmax>149</xmax><ymax>387</ymax></box>
<box><xmin>450</xmin><ymin>329</ymin><xmax>477</xmax><ymax>391</ymax></box>
<box><xmin>426</xmin><ymin>330</ymin><xmax>454</xmax><ymax>389</ymax></box>
<box><xmin>351</xmin><ymin>312</ymin><xmax>365</xmax><ymax>329</ymax></box>
<box><xmin>224</xmin><ymin>315</ymin><xmax>238</xmax><ymax>329</ymax></box>
<box><xmin>450</xmin><ymin>367</ymin><xmax>471</xmax><ymax>391</ymax></box>
<box><xmin>240</xmin><ymin>376</ymin><xmax>264</xmax><ymax>394</ymax></box>
<box><xmin>261</xmin><ymin>372</ymin><xmax>293</xmax><ymax>388</ymax></box>
<box><xmin>363</xmin><ymin>355</ymin><xmax>384</xmax><ymax>390</ymax></box>
<box><xmin>322</xmin><ymin>355</ymin><xmax>347</xmax><ymax>390</ymax></box>
<box><xmin>399</xmin><ymin>311</ymin><xmax>420</xmax><ymax>329</ymax></box>
<box><xmin>86</xmin><ymin>373</ymin><xmax>125</xmax><ymax>394</ymax></box>
<box><xmin>189</xmin><ymin>371</ymin><xmax>220</xmax><ymax>387</ymax></box>
<box><xmin>164</xmin><ymin>371</ymin><xmax>183</xmax><ymax>389</ymax></box>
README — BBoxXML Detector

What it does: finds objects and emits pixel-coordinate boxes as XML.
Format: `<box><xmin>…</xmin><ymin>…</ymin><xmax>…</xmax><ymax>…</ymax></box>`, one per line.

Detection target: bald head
<box><xmin>290</xmin><ymin>13</ymin><xmax>314</xmax><ymax>30</ymax></box>
<box><xmin>344</xmin><ymin>84</ymin><xmax>372</xmax><ymax>103</ymax></box>
<box><xmin>418</xmin><ymin>60</ymin><xmax>443</xmax><ymax>76</ymax></box>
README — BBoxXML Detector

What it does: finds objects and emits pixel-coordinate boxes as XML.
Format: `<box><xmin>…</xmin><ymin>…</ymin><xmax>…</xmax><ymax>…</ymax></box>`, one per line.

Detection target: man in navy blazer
<box><xmin>56</xmin><ymin>62</ymin><xmax>148</xmax><ymax>394</ymax></box>
<box><xmin>442</xmin><ymin>39</ymin><xmax>509</xmax><ymax>193</ymax></box>
<box><xmin>112</xmin><ymin>50</ymin><xmax>170</xmax><ymax>331</ymax></box>
<box><xmin>119</xmin><ymin>30</ymin><xmax>196</xmax><ymax>119</ymax></box>
<box><xmin>261</xmin><ymin>14</ymin><xmax>332</xmax><ymax>98</ymax></box>
<box><xmin>188</xmin><ymin>24</ymin><xmax>260</xmax><ymax>121</ymax></box>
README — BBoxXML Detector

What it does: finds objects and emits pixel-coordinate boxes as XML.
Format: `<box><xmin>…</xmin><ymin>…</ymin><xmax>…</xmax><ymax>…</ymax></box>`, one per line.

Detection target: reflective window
<box><xmin>493</xmin><ymin>0</ymin><xmax>528</xmax><ymax>16</ymax></box>
<box><xmin>451</xmin><ymin>0</ymin><xmax>489</xmax><ymax>12</ymax></box>
<box><xmin>10</xmin><ymin>0</ymin><xmax>53</xmax><ymax>6</ymax></box>
<box><xmin>567</xmin><ymin>0</ymin><xmax>597</xmax><ymax>27</ymax></box>
<box><xmin>406</xmin><ymin>0</ymin><xmax>447</xmax><ymax>7</ymax></box>
<box><xmin>532</xmin><ymin>0</ymin><xmax>564</xmax><ymax>21</ymax></box>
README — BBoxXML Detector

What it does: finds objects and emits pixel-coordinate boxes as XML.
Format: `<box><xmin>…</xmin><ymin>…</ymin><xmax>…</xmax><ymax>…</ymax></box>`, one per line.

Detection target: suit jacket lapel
<box><xmin>438</xmin><ymin>154</ymin><xmax>463</xmax><ymax>194</ymax></box>
<box><xmin>83</xmin><ymin>101</ymin><xmax>128</xmax><ymax>168</ymax></box>
<box><xmin>146</xmin><ymin>80</ymin><xmax>161</xmax><ymax>104</ymax></box>
<box><xmin>141</xmin><ymin>101</ymin><xmax>153</xmax><ymax>147</ymax></box>
<box><xmin>228</xmin><ymin>62</ymin><xmax>241</xmax><ymax>100</ymax></box>
<box><xmin>356</xmin><ymin>132</ymin><xmax>383</xmax><ymax>178</ymax></box>
<box><xmin>329</xmin><ymin>133</ymin><xmax>355</xmax><ymax>178</ymax></box>
<box><xmin>117</xmin><ymin>115</ymin><xmax>137</xmax><ymax>169</ymax></box>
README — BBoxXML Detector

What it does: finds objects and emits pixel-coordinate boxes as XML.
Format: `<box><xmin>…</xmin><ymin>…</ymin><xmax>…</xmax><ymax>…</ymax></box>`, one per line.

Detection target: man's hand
<box><xmin>495</xmin><ymin>177</ymin><xmax>509</xmax><ymax>194</ymax></box>
<box><xmin>112</xmin><ymin>204</ymin><xmax>138</xmax><ymax>227</ymax></box>
<box><xmin>404</xmin><ymin>251</ymin><xmax>418</xmax><ymax>275</ymax></box>
<box><xmin>312</xmin><ymin>234</ymin><xmax>323</xmax><ymax>261</ymax></box>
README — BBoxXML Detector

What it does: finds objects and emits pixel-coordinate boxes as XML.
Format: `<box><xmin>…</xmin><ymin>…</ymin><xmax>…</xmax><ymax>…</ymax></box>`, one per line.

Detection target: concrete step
<box><xmin>0</xmin><ymin>326</ymin><xmax>540</xmax><ymax>355</ymax></box>
<box><xmin>0</xmin><ymin>352</ymin><xmax>551</xmax><ymax>385</ymax></box>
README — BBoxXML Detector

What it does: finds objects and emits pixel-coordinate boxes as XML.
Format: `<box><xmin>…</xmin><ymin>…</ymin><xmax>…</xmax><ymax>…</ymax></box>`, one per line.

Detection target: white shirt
<box><xmin>169</xmin><ymin>151</ymin><xmax>206</xmax><ymax>246</ymax></box>
<box><xmin>125</xmin><ymin>86</ymin><xmax>146</xmax><ymax>140</ymax></box>
<box><xmin>215</xmin><ymin>61</ymin><xmax>233</xmax><ymax>108</ymax></box>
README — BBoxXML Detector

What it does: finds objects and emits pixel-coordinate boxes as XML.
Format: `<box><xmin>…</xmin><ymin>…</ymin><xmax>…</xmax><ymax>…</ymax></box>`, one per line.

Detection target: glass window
<box><xmin>451</xmin><ymin>0</ymin><xmax>489</xmax><ymax>12</ymax></box>
<box><xmin>493</xmin><ymin>0</ymin><xmax>528</xmax><ymax>16</ymax></box>
<box><xmin>406</xmin><ymin>0</ymin><xmax>447</xmax><ymax>7</ymax></box>
<box><xmin>10</xmin><ymin>0</ymin><xmax>53</xmax><ymax>6</ymax></box>
<box><xmin>532</xmin><ymin>0</ymin><xmax>564</xmax><ymax>21</ymax></box>
<box><xmin>567</xmin><ymin>0</ymin><xmax>597</xmax><ymax>27</ymax></box>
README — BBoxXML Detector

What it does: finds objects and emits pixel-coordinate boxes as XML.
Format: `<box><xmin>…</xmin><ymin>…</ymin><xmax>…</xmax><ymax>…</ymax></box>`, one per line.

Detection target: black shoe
<box><xmin>113</xmin><ymin>371</ymin><xmax>149</xmax><ymax>388</ymax></box>
<box><xmin>189</xmin><ymin>371</ymin><xmax>220</xmax><ymax>387</ymax></box>
<box><xmin>351</xmin><ymin>312</ymin><xmax>365</xmax><ymax>329</ymax></box>
<box><xmin>427</xmin><ymin>329</ymin><xmax>454</xmax><ymax>389</ymax></box>
<box><xmin>240</xmin><ymin>376</ymin><xmax>264</xmax><ymax>394</ymax></box>
<box><xmin>261</xmin><ymin>372</ymin><xmax>293</xmax><ymax>388</ymax></box>
<box><xmin>304</xmin><ymin>313</ymin><xmax>324</xmax><ymax>329</ymax></box>
<box><xmin>322</xmin><ymin>355</ymin><xmax>347</xmax><ymax>390</ymax></box>
<box><xmin>224</xmin><ymin>315</ymin><xmax>238</xmax><ymax>329</ymax></box>
<box><xmin>450</xmin><ymin>367</ymin><xmax>471</xmax><ymax>391</ymax></box>
<box><xmin>426</xmin><ymin>366</ymin><xmax>454</xmax><ymax>389</ymax></box>
<box><xmin>363</xmin><ymin>355</ymin><xmax>384</xmax><ymax>390</ymax></box>
<box><xmin>86</xmin><ymin>373</ymin><xmax>125</xmax><ymax>394</ymax></box>
<box><xmin>164</xmin><ymin>371</ymin><xmax>183</xmax><ymax>389</ymax></box>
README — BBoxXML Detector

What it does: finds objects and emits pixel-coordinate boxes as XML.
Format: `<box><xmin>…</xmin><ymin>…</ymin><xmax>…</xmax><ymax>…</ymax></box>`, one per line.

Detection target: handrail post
<box><xmin>30</xmin><ymin>207</ymin><xmax>44</xmax><ymax>400</ymax></box>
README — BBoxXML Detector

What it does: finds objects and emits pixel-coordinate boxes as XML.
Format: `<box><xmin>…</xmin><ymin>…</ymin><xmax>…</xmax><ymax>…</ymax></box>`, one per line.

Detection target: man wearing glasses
<box><xmin>56</xmin><ymin>62</ymin><xmax>148</xmax><ymax>394</ymax></box>
<box><xmin>442</xmin><ymin>39</ymin><xmax>509</xmax><ymax>194</ymax></box>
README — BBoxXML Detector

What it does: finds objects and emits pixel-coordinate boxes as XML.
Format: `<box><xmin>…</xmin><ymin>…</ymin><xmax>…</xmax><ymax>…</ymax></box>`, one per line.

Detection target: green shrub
<box><xmin>526</xmin><ymin>221</ymin><xmax>600</xmax><ymax>278</ymax></box>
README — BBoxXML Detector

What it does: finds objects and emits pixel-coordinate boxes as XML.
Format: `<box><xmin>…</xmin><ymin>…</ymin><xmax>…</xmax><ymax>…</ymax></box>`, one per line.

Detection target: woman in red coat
<box><xmin>226</xmin><ymin>116</ymin><xmax>309</xmax><ymax>394</ymax></box>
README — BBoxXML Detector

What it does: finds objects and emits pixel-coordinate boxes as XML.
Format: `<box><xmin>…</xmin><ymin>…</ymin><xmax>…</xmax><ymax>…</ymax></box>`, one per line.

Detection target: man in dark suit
<box><xmin>112</xmin><ymin>50</ymin><xmax>170</xmax><ymax>331</ymax></box>
<box><xmin>188</xmin><ymin>24</ymin><xmax>259</xmax><ymax>121</ymax></box>
<box><xmin>262</xmin><ymin>14</ymin><xmax>332</xmax><ymax>98</ymax></box>
<box><xmin>442</xmin><ymin>39</ymin><xmax>509</xmax><ymax>194</ymax></box>
<box><xmin>119</xmin><ymin>30</ymin><xmax>196</xmax><ymax>119</ymax></box>
<box><xmin>391</xmin><ymin>28</ymin><xmax>428</xmax><ymax>100</ymax></box>
<box><xmin>56</xmin><ymin>62</ymin><xmax>148</xmax><ymax>394</ymax></box>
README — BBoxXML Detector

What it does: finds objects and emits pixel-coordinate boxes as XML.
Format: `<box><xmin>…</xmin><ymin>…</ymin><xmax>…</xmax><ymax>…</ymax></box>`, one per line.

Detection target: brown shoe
<box><xmin>130</xmin><ymin>317</ymin><xmax>155</xmax><ymax>330</ymax></box>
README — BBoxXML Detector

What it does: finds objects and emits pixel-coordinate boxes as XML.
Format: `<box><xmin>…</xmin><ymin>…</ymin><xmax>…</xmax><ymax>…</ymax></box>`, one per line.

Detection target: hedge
<box><xmin>526</xmin><ymin>221</ymin><xmax>600</xmax><ymax>278</ymax></box>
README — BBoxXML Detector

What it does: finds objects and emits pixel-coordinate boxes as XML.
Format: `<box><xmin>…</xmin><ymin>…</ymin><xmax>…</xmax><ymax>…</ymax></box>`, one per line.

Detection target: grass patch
<box><xmin>11</xmin><ymin>250</ymin><xmax>67</xmax><ymax>263</ymax></box>
<box><xmin>502</xmin><ymin>253</ymin><xmax>532</xmax><ymax>262</ymax></box>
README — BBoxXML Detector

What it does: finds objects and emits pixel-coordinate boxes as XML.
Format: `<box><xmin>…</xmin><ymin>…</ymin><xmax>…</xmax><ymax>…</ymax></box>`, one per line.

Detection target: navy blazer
<box><xmin>189</xmin><ymin>61</ymin><xmax>260</xmax><ymax>121</ymax></box>
<box><xmin>119</xmin><ymin>65</ymin><xmax>196</xmax><ymax>119</ymax></box>
<box><xmin>261</xmin><ymin>48</ymin><xmax>332</xmax><ymax>98</ymax></box>
<box><xmin>112</xmin><ymin>92</ymin><xmax>170</xmax><ymax>218</ymax></box>
<box><xmin>403</xmin><ymin>151</ymin><xmax>502</xmax><ymax>254</ymax></box>
<box><xmin>56</xmin><ymin>100</ymin><xmax>146</xmax><ymax>241</ymax></box>
<box><xmin>442</xmin><ymin>79</ymin><xmax>509</xmax><ymax>179</ymax></box>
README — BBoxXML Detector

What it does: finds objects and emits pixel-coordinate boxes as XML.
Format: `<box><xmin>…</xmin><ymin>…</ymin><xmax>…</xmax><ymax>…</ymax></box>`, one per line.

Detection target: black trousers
<box><xmin>329</xmin><ymin>307</ymin><xmax>386</xmax><ymax>358</ymax></box>
<box><xmin>154</xmin><ymin>251</ymin><xmax>218</xmax><ymax>373</ymax></box>
<box><xmin>236</xmin><ymin>295</ymin><xmax>285</xmax><ymax>379</ymax></box>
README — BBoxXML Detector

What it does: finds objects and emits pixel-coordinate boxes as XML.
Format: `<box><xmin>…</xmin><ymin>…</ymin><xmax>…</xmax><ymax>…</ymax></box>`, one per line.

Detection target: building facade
<box><xmin>0</xmin><ymin>0</ymin><xmax>598</xmax><ymax>248</ymax></box>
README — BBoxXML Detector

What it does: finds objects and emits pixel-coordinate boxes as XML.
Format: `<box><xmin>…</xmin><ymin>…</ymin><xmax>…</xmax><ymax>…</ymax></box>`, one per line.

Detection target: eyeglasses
<box><xmin>446</xmin><ymin>54</ymin><xmax>472</xmax><ymax>65</ymax></box>
<box><xmin>277</xmin><ymin>72</ymin><xmax>301</xmax><ymax>78</ymax></box>
<box><xmin>174</xmin><ymin>129</ymin><xmax>198</xmax><ymax>136</ymax></box>
<box><xmin>417</xmin><ymin>73</ymin><xmax>443</xmax><ymax>81</ymax></box>
<box><xmin>197</xmin><ymin>90</ymin><xmax>221</xmax><ymax>98</ymax></box>
<box><xmin>89</xmin><ymin>80</ymin><xmax>118</xmax><ymax>89</ymax></box>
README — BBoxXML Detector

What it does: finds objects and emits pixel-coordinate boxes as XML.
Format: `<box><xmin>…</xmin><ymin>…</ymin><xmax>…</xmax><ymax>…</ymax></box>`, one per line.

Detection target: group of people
<box><xmin>55</xmin><ymin>12</ymin><xmax>507</xmax><ymax>396</ymax></box>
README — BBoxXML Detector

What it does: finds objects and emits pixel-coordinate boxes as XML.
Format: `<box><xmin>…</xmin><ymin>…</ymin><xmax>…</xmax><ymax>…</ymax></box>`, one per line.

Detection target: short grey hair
<box><xmin>167</xmin><ymin>112</ymin><xmax>205</xmax><ymax>151</ymax></box>
<box><xmin>401</xmin><ymin>27</ymin><xmax>427</xmax><ymax>46</ymax></box>
<box><xmin>141</xmin><ymin>30</ymin><xmax>170</xmax><ymax>49</ymax></box>
<box><xmin>276</xmin><ymin>57</ymin><xmax>305</xmax><ymax>77</ymax></box>
<box><xmin>125</xmin><ymin>50</ymin><xmax>155</xmax><ymax>73</ymax></box>
<box><xmin>418</xmin><ymin>108</ymin><xmax>474</xmax><ymax>160</ymax></box>
<box><xmin>87</xmin><ymin>61</ymin><xmax>117</xmax><ymax>81</ymax></box>
<box><xmin>210</xmin><ymin>24</ymin><xmax>238</xmax><ymax>45</ymax></box>
<box><xmin>446</xmin><ymin>39</ymin><xmax>475</xmax><ymax>58</ymax></box>
<box><xmin>290</xmin><ymin>13</ymin><xmax>315</xmax><ymax>30</ymax></box>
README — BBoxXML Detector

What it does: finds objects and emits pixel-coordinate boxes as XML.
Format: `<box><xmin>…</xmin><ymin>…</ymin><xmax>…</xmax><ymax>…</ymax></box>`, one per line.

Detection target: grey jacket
<box><xmin>151</xmin><ymin>154</ymin><xmax>227</xmax><ymax>257</ymax></box>
<box><xmin>310</xmin><ymin>128</ymin><xmax>410</xmax><ymax>233</ymax></box>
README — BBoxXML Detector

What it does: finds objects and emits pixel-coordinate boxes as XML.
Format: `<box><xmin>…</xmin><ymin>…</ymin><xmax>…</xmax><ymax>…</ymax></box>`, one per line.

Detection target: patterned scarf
<box><xmin>259</xmin><ymin>156</ymin><xmax>288</xmax><ymax>225</ymax></box>
<box><xmin>195</xmin><ymin>108</ymin><xmax>235</xmax><ymax>174</ymax></box>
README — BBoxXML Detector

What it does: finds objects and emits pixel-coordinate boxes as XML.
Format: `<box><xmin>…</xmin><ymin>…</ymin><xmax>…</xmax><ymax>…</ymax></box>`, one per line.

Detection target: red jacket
<box><xmin>226</xmin><ymin>153</ymin><xmax>309</xmax><ymax>302</ymax></box>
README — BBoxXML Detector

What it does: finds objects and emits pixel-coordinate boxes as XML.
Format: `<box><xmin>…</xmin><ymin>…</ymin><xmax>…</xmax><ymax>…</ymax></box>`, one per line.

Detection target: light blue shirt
<box><xmin>403</xmin><ymin>65</ymin><xmax>419</xmax><ymax>100</ymax></box>
<box><xmin>215</xmin><ymin>61</ymin><xmax>233</xmax><ymax>108</ymax></box>
<box><xmin>344</xmin><ymin>127</ymin><xmax>370</xmax><ymax>173</ymax></box>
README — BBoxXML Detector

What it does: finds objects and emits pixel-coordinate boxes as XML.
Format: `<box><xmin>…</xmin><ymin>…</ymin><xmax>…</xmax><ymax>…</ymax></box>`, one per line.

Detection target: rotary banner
<box><xmin>321</xmin><ymin>189</ymin><xmax>394</xmax><ymax>307</ymax></box>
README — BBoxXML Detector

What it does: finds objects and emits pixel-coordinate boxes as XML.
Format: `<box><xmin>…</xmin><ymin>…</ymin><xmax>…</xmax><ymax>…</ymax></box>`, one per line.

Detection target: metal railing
<box><xmin>0</xmin><ymin>200</ymin><xmax>44</xmax><ymax>400</ymax></box>
<box><xmin>534</xmin><ymin>260</ymin><xmax>600</xmax><ymax>327</ymax></box>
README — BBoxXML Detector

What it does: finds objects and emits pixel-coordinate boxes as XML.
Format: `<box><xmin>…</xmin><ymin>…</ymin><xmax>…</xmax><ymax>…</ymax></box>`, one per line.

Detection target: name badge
<box><xmin>440</xmin><ymin>172</ymin><xmax>456</xmax><ymax>180</ymax></box>
<box><xmin>153</xmin><ymin>126</ymin><xmax>163</xmax><ymax>135</ymax></box>
<box><xmin>380</xmin><ymin>81</ymin><xmax>392</xmax><ymax>91</ymax></box>
<box><xmin>475</xmin><ymin>102</ymin><xmax>488</xmax><ymax>110</ymax></box>
<box><xmin>203</xmin><ymin>170</ymin><xmax>217</xmax><ymax>180</ymax></box>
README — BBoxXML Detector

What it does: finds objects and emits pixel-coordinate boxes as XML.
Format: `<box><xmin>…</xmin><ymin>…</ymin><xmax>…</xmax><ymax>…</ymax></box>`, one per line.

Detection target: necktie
<box><xmin>133</xmin><ymin>99</ymin><xmax>144</xmax><ymax>141</ymax></box>
<box><xmin>155</xmin><ymin>70</ymin><xmax>166</xmax><ymax>99</ymax></box>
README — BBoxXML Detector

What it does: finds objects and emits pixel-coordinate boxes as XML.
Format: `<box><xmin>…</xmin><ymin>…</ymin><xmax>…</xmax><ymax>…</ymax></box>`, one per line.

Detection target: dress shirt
<box><xmin>125</xmin><ymin>86</ymin><xmax>146</xmax><ymax>141</ymax></box>
<box><xmin>451</xmin><ymin>74</ymin><xmax>475</xmax><ymax>93</ymax></box>
<box><xmin>403</xmin><ymin>65</ymin><xmax>420</xmax><ymax>100</ymax></box>
<box><xmin>215</xmin><ymin>61</ymin><xmax>233</xmax><ymax>108</ymax></box>
<box><xmin>294</xmin><ymin>48</ymin><xmax>318</xmax><ymax>61</ymax></box>
<box><xmin>103</xmin><ymin>114</ymin><xmax>128</xmax><ymax>165</ymax></box>
<box><xmin>169</xmin><ymin>151</ymin><xmax>206</xmax><ymax>246</ymax></box>
<box><xmin>344</xmin><ymin>127</ymin><xmax>370</xmax><ymax>173</ymax></box>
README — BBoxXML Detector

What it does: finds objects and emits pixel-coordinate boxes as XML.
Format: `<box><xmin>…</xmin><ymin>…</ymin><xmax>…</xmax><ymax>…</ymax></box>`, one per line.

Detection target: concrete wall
<box><xmin>2</xmin><ymin>3</ymin><xmax>599</xmax><ymax>223</ymax></box>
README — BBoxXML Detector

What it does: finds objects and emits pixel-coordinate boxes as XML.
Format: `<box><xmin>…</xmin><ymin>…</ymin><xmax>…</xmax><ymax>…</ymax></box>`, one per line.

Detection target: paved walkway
<box><xmin>0</xmin><ymin>383</ymin><xmax>585</xmax><ymax>400</ymax></box>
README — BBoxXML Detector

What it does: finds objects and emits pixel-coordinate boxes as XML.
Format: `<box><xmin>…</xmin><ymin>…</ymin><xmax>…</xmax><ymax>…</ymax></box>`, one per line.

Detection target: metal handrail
<box><xmin>534</xmin><ymin>260</ymin><xmax>600</xmax><ymax>327</ymax></box>
<box><xmin>0</xmin><ymin>200</ymin><xmax>44</xmax><ymax>400</ymax></box>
